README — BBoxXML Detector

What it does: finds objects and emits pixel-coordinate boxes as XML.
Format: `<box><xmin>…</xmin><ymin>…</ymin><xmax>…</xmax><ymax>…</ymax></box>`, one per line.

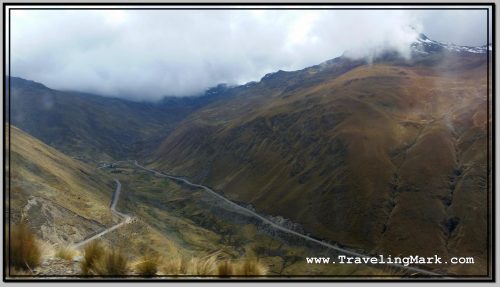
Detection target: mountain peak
<box><xmin>412</xmin><ymin>34</ymin><xmax>489</xmax><ymax>55</ymax></box>
<box><xmin>417</xmin><ymin>33</ymin><xmax>429</xmax><ymax>41</ymax></box>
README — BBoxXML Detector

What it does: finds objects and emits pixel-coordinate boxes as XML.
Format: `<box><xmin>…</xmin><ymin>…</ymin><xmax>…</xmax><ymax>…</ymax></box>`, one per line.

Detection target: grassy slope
<box><xmin>152</xmin><ymin>52</ymin><xmax>489</xmax><ymax>275</ymax></box>
<box><xmin>6</xmin><ymin>126</ymin><xmax>409</xmax><ymax>276</ymax></box>
<box><xmin>8</xmin><ymin>125</ymin><xmax>191</xmax><ymax>264</ymax></box>
<box><xmin>8</xmin><ymin>125</ymin><xmax>354</xmax><ymax>275</ymax></box>
<box><xmin>8</xmin><ymin>125</ymin><xmax>115</xmax><ymax>243</ymax></box>
<box><xmin>103</xmin><ymin>162</ymin><xmax>383</xmax><ymax>276</ymax></box>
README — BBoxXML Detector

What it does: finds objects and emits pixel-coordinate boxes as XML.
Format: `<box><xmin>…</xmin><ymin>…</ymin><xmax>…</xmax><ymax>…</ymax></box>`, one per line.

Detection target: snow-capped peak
<box><xmin>412</xmin><ymin>33</ymin><xmax>490</xmax><ymax>54</ymax></box>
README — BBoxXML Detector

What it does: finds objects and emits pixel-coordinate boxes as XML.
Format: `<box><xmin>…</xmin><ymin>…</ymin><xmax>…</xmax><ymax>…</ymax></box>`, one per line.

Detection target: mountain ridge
<box><xmin>7</xmin><ymin>33</ymin><xmax>491</xmax><ymax>275</ymax></box>
<box><xmin>149</xmin><ymin>40</ymin><xmax>489</xmax><ymax>275</ymax></box>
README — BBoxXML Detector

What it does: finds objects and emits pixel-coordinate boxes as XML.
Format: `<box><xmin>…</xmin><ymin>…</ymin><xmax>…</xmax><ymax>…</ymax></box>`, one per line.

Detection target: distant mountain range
<box><xmin>7</xmin><ymin>34</ymin><xmax>491</xmax><ymax>275</ymax></box>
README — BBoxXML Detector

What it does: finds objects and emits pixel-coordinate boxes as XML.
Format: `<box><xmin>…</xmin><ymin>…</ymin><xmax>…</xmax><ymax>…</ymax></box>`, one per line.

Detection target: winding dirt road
<box><xmin>127</xmin><ymin>160</ymin><xmax>445</xmax><ymax>277</ymax></box>
<box><xmin>73</xmin><ymin>179</ymin><xmax>130</xmax><ymax>249</ymax></box>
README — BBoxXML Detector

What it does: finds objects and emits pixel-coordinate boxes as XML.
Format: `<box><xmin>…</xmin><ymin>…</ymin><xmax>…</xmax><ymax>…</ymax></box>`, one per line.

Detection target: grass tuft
<box><xmin>135</xmin><ymin>254</ymin><xmax>159</xmax><ymax>277</ymax></box>
<box><xmin>54</xmin><ymin>246</ymin><xmax>76</xmax><ymax>261</ymax></box>
<box><xmin>158</xmin><ymin>253</ymin><xmax>268</xmax><ymax>277</ymax></box>
<box><xmin>186</xmin><ymin>255</ymin><xmax>218</xmax><ymax>276</ymax></box>
<box><xmin>81</xmin><ymin>240</ymin><xmax>105</xmax><ymax>275</ymax></box>
<box><xmin>216</xmin><ymin>260</ymin><xmax>235</xmax><ymax>277</ymax></box>
<box><xmin>95</xmin><ymin>248</ymin><xmax>128</xmax><ymax>275</ymax></box>
<box><xmin>81</xmin><ymin>240</ymin><xmax>129</xmax><ymax>276</ymax></box>
<box><xmin>159</xmin><ymin>254</ymin><xmax>186</xmax><ymax>275</ymax></box>
<box><xmin>9</xmin><ymin>223</ymin><xmax>41</xmax><ymax>272</ymax></box>
<box><xmin>235</xmin><ymin>257</ymin><xmax>267</xmax><ymax>276</ymax></box>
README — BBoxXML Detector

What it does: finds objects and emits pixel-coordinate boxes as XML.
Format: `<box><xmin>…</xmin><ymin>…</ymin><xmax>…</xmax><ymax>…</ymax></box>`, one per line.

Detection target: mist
<box><xmin>10</xmin><ymin>9</ymin><xmax>489</xmax><ymax>101</ymax></box>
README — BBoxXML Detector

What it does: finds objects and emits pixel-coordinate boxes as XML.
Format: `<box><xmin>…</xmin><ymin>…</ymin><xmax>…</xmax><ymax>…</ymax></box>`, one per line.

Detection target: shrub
<box><xmin>9</xmin><ymin>223</ymin><xmax>41</xmax><ymax>271</ymax></box>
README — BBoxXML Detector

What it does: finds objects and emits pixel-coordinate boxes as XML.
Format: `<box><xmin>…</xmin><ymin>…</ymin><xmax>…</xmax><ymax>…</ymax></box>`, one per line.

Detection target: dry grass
<box><xmin>9</xmin><ymin>126</ymin><xmax>115</xmax><ymax>229</ymax></box>
<box><xmin>186</xmin><ymin>255</ymin><xmax>218</xmax><ymax>275</ymax></box>
<box><xmin>81</xmin><ymin>240</ymin><xmax>129</xmax><ymax>276</ymax></box>
<box><xmin>159</xmin><ymin>253</ymin><xmax>219</xmax><ymax>276</ymax></box>
<box><xmin>81</xmin><ymin>241</ymin><xmax>128</xmax><ymax>275</ymax></box>
<box><xmin>54</xmin><ymin>245</ymin><xmax>77</xmax><ymax>261</ymax></box>
<box><xmin>159</xmin><ymin>254</ymin><xmax>188</xmax><ymax>275</ymax></box>
<box><xmin>135</xmin><ymin>254</ymin><xmax>159</xmax><ymax>277</ymax></box>
<box><xmin>95</xmin><ymin>248</ymin><xmax>128</xmax><ymax>275</ymax></box>
<box><xmin>216</xmin><ymin>260</ymin><xmax>234</xmax><ymax>276</ymax></box>
<box><xmin>81</xmin><ymin>241</ymin><xmax>105</xmax><ymax>275</ymax></box>
<box><xmin>158</xmin><ymin>253</ymin><xmax>267</xmax><ymax>277</ymax></box>
<box><xmin>83</xmin><ymin>241</ymin><xmax>266</xmax><ymax>278</ymax></box>
<box><xmin>9</xmin><ymin>223</ymin><xmax>41</xmax><ymax>271</ymax></box>
<box><xmin>235</xmin><ymin>258</ymin><xmax>267</xmax><ymax>276</ymax></box>
<box><xmin>218</xmin><ymin>258</ymin><xmax>267</xmax><ymax>276</ymax></box>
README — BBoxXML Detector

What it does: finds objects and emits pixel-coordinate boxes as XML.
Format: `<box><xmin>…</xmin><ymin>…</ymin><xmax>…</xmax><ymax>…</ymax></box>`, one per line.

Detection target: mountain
<box><xmin>412</xmin><ymin>33</ymin><xmax>491</xmax><ymax>54</ymax></box>
<box><xmin>8</xmin><ymin>34</ymin><xmax>491</xmax><ymax>276</ymax></box>
<box><xmin>8</xmin><ymin>77</ymin><xmax>228</xmax><ymax>162</ymax></box>
<box><xmin>150</xmin><ymin>36</ymin><xmax>490</xmax><ymax>275</ymax></box>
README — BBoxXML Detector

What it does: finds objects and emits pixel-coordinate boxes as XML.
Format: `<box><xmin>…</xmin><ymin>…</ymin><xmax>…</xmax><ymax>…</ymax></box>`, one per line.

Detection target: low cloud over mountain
<box><xmin>11</xmin><ymin>9</ymin><xmax>489</xmax><ymax>100</ymax></box>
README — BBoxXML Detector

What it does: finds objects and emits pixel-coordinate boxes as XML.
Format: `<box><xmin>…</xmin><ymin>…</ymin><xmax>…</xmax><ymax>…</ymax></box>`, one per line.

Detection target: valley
<box><xmin>6</xmin><ymin>33</ymin><xmax>491</xmax><ymax>278</ymax></box>
<box><xmin>99</xmin><ymin>160</ymin><xmax>388</xmax><ymax>276</ymax></box>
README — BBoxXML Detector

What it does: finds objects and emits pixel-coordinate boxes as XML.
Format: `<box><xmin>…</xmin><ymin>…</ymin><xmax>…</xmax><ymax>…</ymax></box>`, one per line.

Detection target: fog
<box><xmin>10</xmin><ymin>9</ymin><xmax>489</xmax><ymax>100</ymax></box>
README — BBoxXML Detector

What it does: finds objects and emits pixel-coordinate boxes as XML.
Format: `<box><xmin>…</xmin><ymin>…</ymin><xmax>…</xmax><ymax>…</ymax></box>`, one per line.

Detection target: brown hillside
<box><xmin>152</xmin><ymin>52</ymin><xmax>489</xmax><ymax>275</ymax></box>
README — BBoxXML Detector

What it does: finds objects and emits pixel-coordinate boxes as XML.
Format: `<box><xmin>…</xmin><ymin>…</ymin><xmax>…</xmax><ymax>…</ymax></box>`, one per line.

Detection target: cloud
<box><xmin>415</xmin><ymin>10</ymin><xmax>489</xmax><ymax>46</ymax></box>
<box><xmin>10</xmin><ymin>9</ymin><xmax>489</xmax><ymax>101</ymax></box>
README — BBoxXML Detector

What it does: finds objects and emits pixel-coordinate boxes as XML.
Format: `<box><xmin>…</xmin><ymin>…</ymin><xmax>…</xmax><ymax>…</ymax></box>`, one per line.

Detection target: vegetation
<box><xmin>216</xmin><ymin>260</ymin><xmax>234</xmax><ymax>276</ymax></box>
<box><xmin>81</xmin><ymin>241</ymin><xmax>105</xmax><ymax>275</ymax></box>
<box><xmin>9</xmin><ymin>223</ymin><xmax>42</xmax><ymax>272</ymax></box>
<box><xmin>54</xmin><ymin>246</ymin><xmax>77</xmax><ymax>261</ymax></box>
<box><xmin>158</xmin><ymin>253</ymin><xmax>267</xmax><ymax>276</ymax></box>
<box><xmin>81</xmin><ymin>243</ymin><xmax>127</xmax><ymax>275</ymax></box>
<box><xmin>9</xmin><ymin>126</ymin><xmax>115</xmax><ymax>243</ymax></box>
<box><xmin>215</xmin><ymin>258</ymin><xmax>268</xmax><ymax>276</ymax></box>
<box><xmin>234</xmin><ymin>258</ymin><xmax>267</xmax><ymax>276</ymax></box>
<box><xmin>96</xmin><ymin>248</ymin><xmax>128</xmax><ymax>275</ymax></box>
<box><xmin>135</xmin><ymin>254</ymin><xmax>159</xmax><ymax>277</ymax></box>
<box><xmin>159</xmin><ymin>254</ymin><xmax>188</xmax><ymax>275</ymax></box>
<box><xmin>186</xmin><ymin>256</ymin><xmax>218</xmax><ymax>275</ymax></box>
<box><xmin>80</xmin><ymin>242</ymin><xmax>267</xmax><ymax>277</ymax></box>
<box><xmin>81</xmin><ymin>240</ymin><xmax>128</xmax><ymax>276</ymax></box>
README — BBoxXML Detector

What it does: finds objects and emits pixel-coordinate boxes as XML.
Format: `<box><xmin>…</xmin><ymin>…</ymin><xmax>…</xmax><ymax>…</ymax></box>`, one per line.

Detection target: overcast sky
<box><xmin>11</xmin><ymin>8</ymin><xmax>490</xmax><ymax>101</ymax></box>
